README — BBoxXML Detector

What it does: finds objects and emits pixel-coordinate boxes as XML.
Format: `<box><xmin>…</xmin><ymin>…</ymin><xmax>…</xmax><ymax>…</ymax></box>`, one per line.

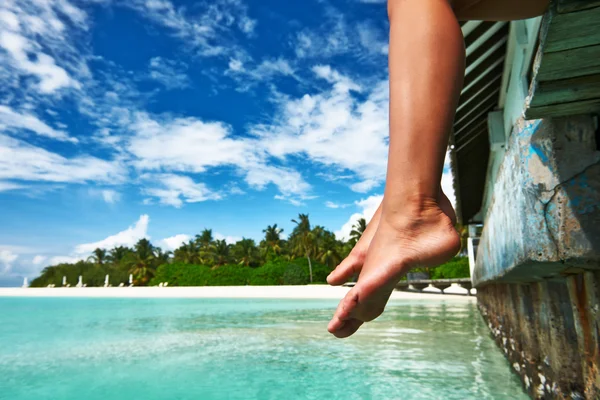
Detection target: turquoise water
<box><xmin>0</xmin><ymin>297</ymin><xmax>526</xmax><ymax>400</ymax></box>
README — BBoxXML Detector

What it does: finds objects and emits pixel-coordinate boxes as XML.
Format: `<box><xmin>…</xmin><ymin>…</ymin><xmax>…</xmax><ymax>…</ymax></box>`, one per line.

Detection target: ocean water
<box><xmin>0</xmin><ymin>297</ymin><xmax>527</xmax><ymax>400</ymax></box>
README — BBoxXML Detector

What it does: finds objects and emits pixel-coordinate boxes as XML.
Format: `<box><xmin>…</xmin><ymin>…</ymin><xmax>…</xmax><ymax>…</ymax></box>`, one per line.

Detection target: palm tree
<box><xmin>212</xmin><ymin>239</ymin><xmax>231</xmax><ymax>267</ymax></box>
<box><xmin>291</xmin><ymin>214</ymin><xmax>314</xmax><ymax>283</ymax></box>
<box><xmin>87</xmin><ymin>248</ymin><xmax>107</xmax><ymax>266</ymax></box>
<box><xmin>314</xmin><ymin>227</ymin><xmax>342</xmax><ymax>269</ymax></box>
<box><xmin>107</xmin><ymin>246</ymin><xmax>130</xmax><ymax>265</ymax></box>
<box><xmin>349</xmin><ymin>218</ymin><xmax>367</xmax><ymax>245</ymax></box>
<box><xmin>125</xmin><ymin>239</ymin><xmax>156</xmax><ymax>285</ymax></box>
<box><xmin>260</xmin><ymin>224</ymin><xmax>284</xmax><ymax>259</ymax></box>
<box><xmin>232</xmin><ymin>238</ymin><xmax>260</xmax><ymax>267</ymax></box>
<box><xmin>174</xmin><ymin>240</ymin><xmax>201</xmax><ymax>264</ymax></box>
<box><xmin>154</xmin><ymin>248</ymin><xmax>172</xmax><ymax>266</ymax></box>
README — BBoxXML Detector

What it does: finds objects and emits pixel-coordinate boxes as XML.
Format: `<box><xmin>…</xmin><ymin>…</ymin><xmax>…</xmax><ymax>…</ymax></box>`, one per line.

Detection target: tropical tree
<box><xmin>313</xmin><ymin>227</ymin><xmax>342</xmax><ymax>269</ymax></box>
<box><xmin>87</xmin><ymin>248</ymin><xmax>108</xmax><ymax>266</ymax></box>
<box><xmin>154</xmin><ymin>248</ymin><xmax>172</xmax><ymax>266</ymax></box>
<box><xmin>174</xmin><ymin>240</ymin><xmax>201</xmax><ymax>264</ymax></box>
<box><xmin>349</xmin><ymin>218</ymin><xmax>367</xmax><ymax>246</ymax></box>
<box><xmin>290</xmin><ymin>214</ymin><xmax>314</xmax><ymax>282</ymax></box>
<box><xmin>107</xmin><ymin>246</ymin><xmax>131</xmax><ymax>266</ymax></box>
<box><xmin>232</xmin><ymin>238</ymin><xmax>260</xmax><ymax>267</ymax></box>
<box><xmin>260</xmin><ymin>224</ymin><xmax>284</xmax><ymax>259</ymax></box>
<box><xmin>212</xmin><ymin>239</ymin><xmax>232</xmax><ymax>267</ymax></box>
<box><xmin>126</xmin><ymin>239</ymin><xmax>156</xmax><ymax>285</ymax></box>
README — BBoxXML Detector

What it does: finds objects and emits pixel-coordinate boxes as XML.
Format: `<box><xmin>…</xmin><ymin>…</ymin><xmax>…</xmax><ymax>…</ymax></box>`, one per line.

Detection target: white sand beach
<box><xmin>0</xmin><ymin>285</ymin><xmax>475</xmax><ymax>301</ymax></box>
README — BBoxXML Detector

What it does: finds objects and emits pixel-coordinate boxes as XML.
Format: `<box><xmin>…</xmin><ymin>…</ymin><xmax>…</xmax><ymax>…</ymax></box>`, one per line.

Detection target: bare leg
<box><xmin>328</xmin><ymin>0</ymin><xmax>464</xmax><ymax>338</ymax></box>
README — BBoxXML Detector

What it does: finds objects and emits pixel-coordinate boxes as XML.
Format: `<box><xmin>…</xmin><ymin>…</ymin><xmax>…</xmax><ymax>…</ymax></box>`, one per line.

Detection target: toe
<box><xmin>327</xmin><ymin>252</ymin><xmax>364</xmax><ymax>286</ymax></box>
<box><xmin>331</xmin><ymin>318</ymin><xmax>364</xmax><ymax>339</ymax></box>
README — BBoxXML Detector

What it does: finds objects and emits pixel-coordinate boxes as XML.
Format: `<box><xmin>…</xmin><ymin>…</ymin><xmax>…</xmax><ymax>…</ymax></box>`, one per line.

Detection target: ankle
<box><xmin>381</xmin><ymin>193</ymin><xmax>442</xmax><ymax>221</ymax></box>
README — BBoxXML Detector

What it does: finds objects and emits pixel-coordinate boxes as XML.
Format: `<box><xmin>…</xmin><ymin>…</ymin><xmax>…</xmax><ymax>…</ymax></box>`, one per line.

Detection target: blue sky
<box><xmin>0</xmin><ymin>0</ymin><xmax>453</xmax><ymax>286</ymax></box>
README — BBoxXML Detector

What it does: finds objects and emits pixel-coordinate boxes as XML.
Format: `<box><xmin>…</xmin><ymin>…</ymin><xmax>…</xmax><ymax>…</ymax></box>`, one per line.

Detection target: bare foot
<box><xmin>327</xmin><ymin>191</ymin><xmax>456</xmax><ymax>287</ymax></box>
<box><xmin>327</xmin><ymin>204</ymin><xmax>382</xmax><ymax>286</ymax></box>
<box><xmin>328</xmin><ymin>196</ymin><xmax>460</xmax><ymax>338</ymax></box>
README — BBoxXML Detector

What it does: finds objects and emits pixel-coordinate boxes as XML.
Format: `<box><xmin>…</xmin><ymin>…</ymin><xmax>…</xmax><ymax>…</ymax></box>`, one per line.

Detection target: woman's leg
<box><xmin>328</xmin><ymin>0</ymin><xmax>464</xmax><ymax>338</ymax></box>
<box><xmin>328</xmin><ymin>0</ymin><xmax>550</xmax><ymax>338</ymax></box>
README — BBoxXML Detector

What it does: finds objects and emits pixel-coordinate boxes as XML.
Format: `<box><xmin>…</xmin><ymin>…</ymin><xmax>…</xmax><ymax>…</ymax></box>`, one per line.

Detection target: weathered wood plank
<box><xmin>525</xmin><ymin>98</ymin><xmax>600</xmax><ymax>119</ymax></box>
<box><xmin>546</xmin><ymin>6</ymin><xmax>600</xmax><ymax>52</ymax></box>
<box><xmin>537</xmin><ymin>44</ymin><xmax>600</xmax><ymax>81</ymax></box>
<box><xmin>558</xmin><ymin>0</ymin><xmax>600</xmax><ymax>13</ymax></box>
<box><xmin>530</xmin><ymin>74</ymin><xmax>600</xmax><ymax>107</ymax></box>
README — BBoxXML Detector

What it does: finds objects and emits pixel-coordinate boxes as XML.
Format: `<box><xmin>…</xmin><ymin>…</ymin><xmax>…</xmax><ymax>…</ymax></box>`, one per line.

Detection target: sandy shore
<box><xmin>0</xmin><ymin>285</ymin><xmax>475</xmax><ymax>301</ymax></box>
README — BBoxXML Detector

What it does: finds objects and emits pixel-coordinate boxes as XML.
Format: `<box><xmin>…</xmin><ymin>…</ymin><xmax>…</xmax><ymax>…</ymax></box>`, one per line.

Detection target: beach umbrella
<box><xmin>78</xmin><ymin>275</ymin><xmax>83</xmax><ymax>287</ymax></box>
<box><xmin>22</xmin><ymin>277</ymin><xmax>28</xmax><ymax>288</ymax></box>
<box><xmin>62</xmin><ymin>276</ymin><xmax>67</xmax><ymax>286</ymax></box>
<box><xmin>129</xmin><ymin>274</ymin><xmax>133</xmax><ymax>285</ymax></box>
<box><xmin>105</xmin><ymin>274</ymin><xmax>109</xmax><ymax>287</ymax></box>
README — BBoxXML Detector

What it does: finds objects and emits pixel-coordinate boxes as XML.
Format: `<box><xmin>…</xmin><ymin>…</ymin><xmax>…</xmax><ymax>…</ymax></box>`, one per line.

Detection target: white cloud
<box><xmin>0</xmin><ymin>105</ymin><xmax>76</xmax><ymax>142</ymax></box>
<box><xmin>350</xmin><ymin>179</ymin><xmax>380</xmax><ymax>193</ymax></box>
<box><xmin>147</xmin><ymin>57</ymin><xmax>189</xmax><ymax>89</ymax></box>
<box><xmin>49</xmin><ymin>255</ymin><xmax>83</xmax><ymax>265</ymax></box>
<box><xmin>325</xmin><ymin>201</ymin><xmax>350</xmax><ymax>209</ymax></box>
<box><xmin>442</xmin><ymin>152</ymin><xmax>456</xmax><ymax>208</ymax></box>
<box><xmin>0</xmin><ymin>250</ymin><xmax>18</xmax><ymax>272</ymax></box>
<box><xmin>335</xmin><ymin>194</ymin><xmax>382</xmax><ymax>241</ymax></box>
<box><xmin>0</xmin><ymin>30</ymin><xmax>80</xmax><ymax>94</ymax></box>
<box><xmin>101</xmin><ymin>189</ymin><xmax>120</xmax><ymax>204</ymax></box>
<box><xmin>128</xmin><ymin>113</ymin><xmax>311</xmax><ymax>204</ymax></box>
<box><xmin>142</xmin><ymin>174</ymin><xmax>221</xmax><ymax>208</ymax></box>
<box><xmin>251</xmin><ymin>66</ymin><xmax>389</xmax><ymax>193</ymax></box>
<box><xmin>0</xmin><ymin>134</ymin><xmax>126</xmax><ymax>184</ymax></box>
<box><xmin>32</xmin><ymin>255</ymin><xmax>46</xmax><ymax>265</ymax></box>
<box><xmin>0</xmin><ymin>181</ymin><xmax>25</xmax><ymax>192</ymax></box>
<box><xmin>159</xmin><ymin>234</ymin><xmax>190</xmax><ymax>251</ymax></box>
<box><xmin>127</xmin><ymin>0</ymin><xmax>255</xmax><ymax>57</ymax></box>
<box><xmin>214</xmin><ymin>233</ymin><xmax>242</xmax><ymax>245</ymax></box>
<box><xmin>74</xmin><ymin>215</ymin><xmax>150</xmax><ymax>255</ymax></box>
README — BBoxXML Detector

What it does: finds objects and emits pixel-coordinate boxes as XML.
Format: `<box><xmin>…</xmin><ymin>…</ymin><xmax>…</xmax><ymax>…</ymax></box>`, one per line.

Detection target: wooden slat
<box><xmin>558</xmin><ymin>0</ymin><xmax>600</xmax><ymax>13</ymax></box>
<box><xmin>545</xmin><ymin>6</ymin><xmax>600</xmax><ymax>52</ymax></box>
<box><xmin>457</xmin><ymin>73</ymin><xmax>502</xmax><ymax>113</ymax></box>
<box><xmin>455</xmin><ymin>118</ymin><xmax>488</xmax><ymax>143</ymax></box>
<box><xmin>463</xmin><ymin>46</ymin><xmax>506</xmax><ymax>89</ymax></box>
<box><xmin>530</xmin><ymin>74</ymin><xmax>600</xmax><ymax>107</ymax></box>
<box><xmin>464</xmin><ymin>22</ymin><xmax>496</xmax><ymax>49</ymax></box>
<box><xmin>526</xmin><ymin>98</ymin><xmax>600</xmax><ymax>119</ymax></box>
<box><xmin>537</xmin><ymin>44</ymin><xmax>600</xmax><ymax>81</ymax></box>
<box><xmin>465</xmin><ymin>26</ymin><xmax>508</xmax><ymax>68</ymax></box>
<box><xmin>454</xmin><ymin>89</ymin><xmax>499</xmax><ymax>126</ymax></box>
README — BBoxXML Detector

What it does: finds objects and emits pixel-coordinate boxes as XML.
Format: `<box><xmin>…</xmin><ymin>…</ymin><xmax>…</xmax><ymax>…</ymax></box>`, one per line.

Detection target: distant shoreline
<box><xmin>0</xmin><ymin>285</ymin><xmax>475</xmax><ymax>301</ymax></box>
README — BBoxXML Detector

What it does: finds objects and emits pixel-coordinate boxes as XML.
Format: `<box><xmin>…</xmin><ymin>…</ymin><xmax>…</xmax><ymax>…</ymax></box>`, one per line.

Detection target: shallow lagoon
<box><xmin>0</xmin><ymin>297</ymin><xmax>526</xmax><ymax>400</ymax></box>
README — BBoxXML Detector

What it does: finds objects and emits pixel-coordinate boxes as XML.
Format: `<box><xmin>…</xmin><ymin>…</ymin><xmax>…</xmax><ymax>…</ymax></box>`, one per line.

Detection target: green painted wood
<box><xmin>558</xmin><ymin>0</ymin><xmax>600</xmax><ymax>13</ymax></box>
<box><xmin>537</xmin><ymin>44</ymin><xmax>600</xmax><ymax>81</ymax></box>
<box><xmin>545</xmin><ymin>6</ymin><xmax>600</xmax><ymax>52</ymax></box>
<box><xmin>530</xmin><ymin>74</ymin><xmax>600</xmax><ymax>107</ymax></box>
<box><xmin>525</xmin><ymin>98</ymin><xmax>600</xmax><ymax>119</ymax></box>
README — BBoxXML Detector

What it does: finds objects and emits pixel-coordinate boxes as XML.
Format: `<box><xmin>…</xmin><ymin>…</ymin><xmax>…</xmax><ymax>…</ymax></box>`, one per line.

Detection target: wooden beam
<box><xmin>464</xmin><ymin>22</ymin><xmax>496</xmax><ymax>49</ymax></box>
<box><xmin>525</xmin><ymin>98</ymin><xmax>600</xmax><ymax>119</ymax></box>
<box><xmin>465</xmin><ymin>27</ymin><xmax>509</xmax><ymax>68</ymax></box>
<box><xmin>545</xmin><ymin>6</ymin><xmax>600</xmax><ymax>52</ymax></box>
<box><xmin>537</xmin><ymin>44</ymin><xmax>600</xmax><ymax>81</ymax></box>
<box><xmin>457</xmin><ymin>72</ymin><xmax>503</xmax><ymax>113</ymax></box>
<box><xmin>454</xmin><ymin>89</ymin><xmax>499</xmax><ymax>127</ymax></box>
<box><xmin>455</xmin><ymin>118</ymin><xmax>488</xmax><ymax>144</ymax></box>
<box><xmin>557</xmin><ymin>0</ymin><xmax>600</xmax><ymax>13</ymax></box>
<box><xmin>463</xmin><ymin>47</ymin><xmax>505</xmax><ymax>89</ymax></box>
<box><xmin>530</xmin><ymin>74</ymin><xmax>600</xmax><ymax>107</ymax></box>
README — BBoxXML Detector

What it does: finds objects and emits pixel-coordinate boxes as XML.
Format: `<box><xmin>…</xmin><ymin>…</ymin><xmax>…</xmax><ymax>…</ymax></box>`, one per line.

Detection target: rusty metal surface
<box><xmin>473</xmin><ymin>115</ymin><xmax>600</xmax><ymax>286</ymax></box>
<box><xmin>478</xmin><ymin>275</ymin><xmax>600</xmax><ymax>399</ymax></box>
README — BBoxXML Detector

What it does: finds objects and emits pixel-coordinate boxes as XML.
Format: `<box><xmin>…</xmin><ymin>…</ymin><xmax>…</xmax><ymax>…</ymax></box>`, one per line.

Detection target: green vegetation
<box><xmin>30</xmin><ymin>214</ymin><xmax>470</xmax><ymax>287</ymax></box>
